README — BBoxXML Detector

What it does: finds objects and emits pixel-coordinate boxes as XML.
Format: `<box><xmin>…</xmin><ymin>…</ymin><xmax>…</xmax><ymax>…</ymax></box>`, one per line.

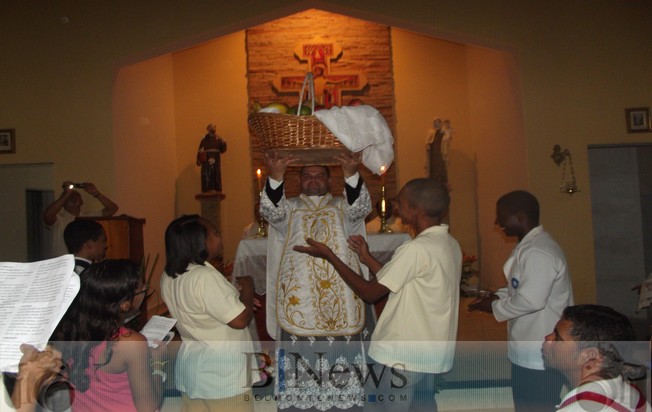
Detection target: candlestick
<box><xmin>256</xmin><ymin>213</ymin><xmax>267</xmax><ymax>237</ymax></box>
<box><xmin>379</xmin><ymin>184</ymin><xmax>392</xmax><ymax>233</ymax></box>
<box><xmin>255</xmin><ymin>168</ymin><xmax>267</xmax><ymax>237</ymax></box>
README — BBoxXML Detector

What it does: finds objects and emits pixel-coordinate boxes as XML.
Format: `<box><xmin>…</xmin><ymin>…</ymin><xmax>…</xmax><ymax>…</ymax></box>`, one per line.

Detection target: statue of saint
<box><xmin>426</xmin><ymin>118</ymin><xmax>453</xmax><ymax>185</ymax></box>
<box><xmin>196</xmin><ymin>123</ymin><xmax>227</xmax><ymax>192</ymax></box>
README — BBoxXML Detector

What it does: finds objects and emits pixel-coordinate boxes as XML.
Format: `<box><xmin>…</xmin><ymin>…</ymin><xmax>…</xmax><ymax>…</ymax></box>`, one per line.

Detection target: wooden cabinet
<box><xmin>78</xmin><ymin>215</ymin><xmax>146</xmax><ymax>263</ymax></box>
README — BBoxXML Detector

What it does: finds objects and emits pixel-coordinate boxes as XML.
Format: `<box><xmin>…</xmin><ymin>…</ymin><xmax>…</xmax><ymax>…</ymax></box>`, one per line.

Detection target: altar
<box><xmin>232</xmin><ymin>232</ymin><xmax>411</xmax><ymax>340</ymax></box>
<box><xmin>232</xmin><ymin>232</ymin><xmax>411</xmax><ymax>294</ymax></box>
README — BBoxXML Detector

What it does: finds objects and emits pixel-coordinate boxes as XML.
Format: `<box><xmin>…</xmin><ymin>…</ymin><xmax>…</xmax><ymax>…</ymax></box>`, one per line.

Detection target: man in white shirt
<box><xmin>295</xmin><ymin>178</ymin><xmax>462</xmax><ymax>412</ymax></box>
<box><xmin>469</xmin><ymin>190</ymin><xmax>574</xmax><ymax>412</ymax></box>
<box><xmin>43</xmin><ymin>181</ymin><xmax>118</xmax><ymax>258</ymax></box>
<box><xmin>542</xmin><ymin>304</ymin><xmax>650</xmax><ymax>412</ymax></box>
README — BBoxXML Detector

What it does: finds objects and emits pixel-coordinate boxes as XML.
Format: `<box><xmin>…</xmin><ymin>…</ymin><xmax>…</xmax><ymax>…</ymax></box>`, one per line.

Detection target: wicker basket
<box><xmin>248</xmin><ymin>73</ymin><xmax>349</xmax><ymax>165</ymax></box>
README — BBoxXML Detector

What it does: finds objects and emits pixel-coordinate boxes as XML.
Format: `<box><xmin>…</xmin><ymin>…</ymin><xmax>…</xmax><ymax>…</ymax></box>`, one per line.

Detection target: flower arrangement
<box><xmin>461</xmin><ymin>254</ymin><xmax>478</xmax><ymax>287</ymax></box>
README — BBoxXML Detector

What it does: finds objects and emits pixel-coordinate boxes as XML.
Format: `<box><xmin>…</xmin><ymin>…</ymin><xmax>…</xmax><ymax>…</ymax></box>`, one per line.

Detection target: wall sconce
<box><xmin>551</xmin><ymin>144</ymin><xmax>580</xmax><ymax>195</ymax></box>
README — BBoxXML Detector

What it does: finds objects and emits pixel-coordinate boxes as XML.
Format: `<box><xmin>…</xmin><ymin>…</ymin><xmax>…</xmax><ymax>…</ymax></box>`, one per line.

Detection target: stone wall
<box><xmin>246</xmin><ymin>9</ymin><xmax>396</xmax><ymax>207</ymax></box>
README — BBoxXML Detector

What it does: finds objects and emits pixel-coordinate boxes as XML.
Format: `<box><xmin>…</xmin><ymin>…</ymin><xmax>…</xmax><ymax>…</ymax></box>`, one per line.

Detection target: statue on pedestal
<box><xmin>196</xmin><ymin>123</ymin><xmax>227</xmax><ymax>192</ymax></box>
<box><xmin>426</xmin><ymin>118</ymin><xmax>453</xmax><ymax>185</ymax></box>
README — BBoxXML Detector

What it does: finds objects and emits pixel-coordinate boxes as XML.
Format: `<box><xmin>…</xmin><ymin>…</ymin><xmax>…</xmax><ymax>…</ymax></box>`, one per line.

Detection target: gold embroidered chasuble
<box><xmin>262</xmin><ymin>188</ymin><xmax>371</xmax><ymax>338</ymax></box>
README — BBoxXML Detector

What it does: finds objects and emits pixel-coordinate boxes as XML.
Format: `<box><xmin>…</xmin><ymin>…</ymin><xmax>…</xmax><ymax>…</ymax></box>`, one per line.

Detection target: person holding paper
<box><xmin>50</xmin><ymin>259</ymin><xmax>167</xmax><ymax>412</ymax></box>
<box><xmin>160</xmin><ymin>215</ymin><xmax>255</xmax><ymax>412</ymax></box>
<box><xmin>6</xmin><ymin>344</ymin><xmax>65</xmax><ymax>412</ymax></box>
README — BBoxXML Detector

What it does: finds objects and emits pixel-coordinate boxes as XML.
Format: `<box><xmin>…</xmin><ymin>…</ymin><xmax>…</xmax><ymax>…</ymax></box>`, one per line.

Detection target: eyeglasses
<box><xmin>134</xmin><ymin>284</ymin><xmax>151</xmax><ymax>298</ymax></box>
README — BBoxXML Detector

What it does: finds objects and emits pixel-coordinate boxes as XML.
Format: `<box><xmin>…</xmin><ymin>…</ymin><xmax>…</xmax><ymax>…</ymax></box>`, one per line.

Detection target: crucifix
<box><xmin>273</xmin><ymin>38</ymin><xmax>368</xmax><ymax>108</ymax></box>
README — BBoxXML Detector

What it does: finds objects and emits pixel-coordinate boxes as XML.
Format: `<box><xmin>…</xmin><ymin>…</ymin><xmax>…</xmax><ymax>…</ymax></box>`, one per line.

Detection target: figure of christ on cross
<box><xmin>273</xmin><ymin>40</ymin><xmax>368</xmax><ymax>108</ymax></box>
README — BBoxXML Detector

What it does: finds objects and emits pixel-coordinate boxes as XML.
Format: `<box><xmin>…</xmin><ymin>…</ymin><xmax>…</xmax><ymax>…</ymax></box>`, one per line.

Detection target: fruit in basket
<box><xmin>261</xmin><ymin>102</ymin><xmax>289</xmax><ymax>114</ymax></box>
<box><xmin>288</xmin><ymin>105</ymin><xmax>312</xmax><ymax>115</ymax></box>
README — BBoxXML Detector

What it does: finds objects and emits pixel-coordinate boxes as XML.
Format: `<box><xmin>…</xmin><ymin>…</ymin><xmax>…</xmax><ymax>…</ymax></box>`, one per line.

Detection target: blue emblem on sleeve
<box><xmin>511</xmin><ymin>278</ymin><xmax>519</xmax><ymax>289</ymax></box>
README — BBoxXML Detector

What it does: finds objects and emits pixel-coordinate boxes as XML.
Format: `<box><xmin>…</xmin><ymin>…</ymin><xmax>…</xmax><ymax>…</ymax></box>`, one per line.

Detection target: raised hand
<box><xmin>82</xmin><ymin>182</ymin><xmax>100</xmax><ymax>197</ymax></box>
<box><xmin>264</xmin><ymin>151</ymin><xmax>298</xmax><ymax>181</ymax></box>
<box><xmin>61</xmin><ymin>181</ymin><xmax>74</xmax><ymax>192</ymax></box>
<box><xmin>347</xmin><ymin>235</ymin><xmax>371</xmax><ymax>262</ymax></box>
<box><xmin>334</xmin><ymin>151</ymin><xmax>361</xmax><ymax>178</ymax></box>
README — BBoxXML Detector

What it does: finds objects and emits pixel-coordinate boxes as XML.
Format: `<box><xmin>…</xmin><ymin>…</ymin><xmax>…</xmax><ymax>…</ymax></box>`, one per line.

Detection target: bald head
<box><xmin>402</xmin><ymin>178</ymin><xmax>450</xmax><ymax>219</ymax></box>
<box><xmin>63</xmin><ymin>190</ymin><xmax>83</xmax><ymax>216</ymax></box>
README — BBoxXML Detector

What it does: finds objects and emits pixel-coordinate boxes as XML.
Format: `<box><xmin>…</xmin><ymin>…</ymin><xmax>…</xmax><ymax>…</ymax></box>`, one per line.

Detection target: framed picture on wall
<box><xmin>625</xmin><ymin>107</ymin><xmax>651</xmax><ymax>133</ymax></box>
<box><xmin>0</xmin><ymin>129</ymin><xmax>16</xmax><ymax>154</ymax></box>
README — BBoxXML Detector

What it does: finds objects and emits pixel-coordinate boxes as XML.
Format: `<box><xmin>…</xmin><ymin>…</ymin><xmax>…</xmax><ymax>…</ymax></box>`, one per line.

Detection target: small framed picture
<box><xmin>625</xmin><ymin>107</ymin><xmax>651</xmax><ymax>133</ymax></box>
<box><xmin>0</xmin><ymin>129</ymin><xmax>16</xmax><ymax>154</ymax></box>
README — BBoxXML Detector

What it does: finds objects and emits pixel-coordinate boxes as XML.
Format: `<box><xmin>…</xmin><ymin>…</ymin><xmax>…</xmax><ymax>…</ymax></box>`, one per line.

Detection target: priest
<box><xmin>260</xmin><ymin>150</ymin><xmax>372</xmax><ymax>411</ymax></box>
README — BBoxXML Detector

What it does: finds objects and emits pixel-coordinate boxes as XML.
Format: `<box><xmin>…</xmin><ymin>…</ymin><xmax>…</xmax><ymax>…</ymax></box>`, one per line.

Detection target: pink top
<box><xmin>71</xmin><ymin>327</ymin><xmax>138</xmax><ymax>412</ymax></box>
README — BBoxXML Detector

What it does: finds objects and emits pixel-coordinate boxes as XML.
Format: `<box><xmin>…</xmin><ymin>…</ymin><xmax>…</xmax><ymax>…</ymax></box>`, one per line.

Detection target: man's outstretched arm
<box><xmin>294</xmin><ymin>238</ymin><xmax>389</xmax><ymax>303</ymax></box>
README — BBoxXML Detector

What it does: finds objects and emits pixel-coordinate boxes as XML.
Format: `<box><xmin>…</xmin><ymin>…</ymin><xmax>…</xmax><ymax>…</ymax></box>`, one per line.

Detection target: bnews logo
<box><xmin>244</xmin><ymin>350</ymin><xmax>409</xmax><ymax>391</ymax></box>
<box><xmin>242</xmin><ymin>393</ymin><xmax>409</xmax><ymax>403</ymax></box>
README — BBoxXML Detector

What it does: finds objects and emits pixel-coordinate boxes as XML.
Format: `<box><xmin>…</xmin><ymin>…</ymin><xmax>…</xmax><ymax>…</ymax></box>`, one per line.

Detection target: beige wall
<box><xmin>393</xmin><ymin>30</ymin><xmax>529</xmax><ymax>290</ymax></box>
<box><xmin>113</xmin><ymin>54</ymin><xmax>178</xmax><ymax>298</ymax></box>
<box><xmin>113</xmin><ymin>33</ymin><xmax>249</xmax><ymax>296</ymax></box>
<box><xmin>2</xmin><ymin>1</ymin><xmax>652</xmax><ymax>309</ymax></box>
<box><xmin>465</xmin><ymin>47</ymin><xmax>530</xmax><ymax>290</ymax></box>
<box><xmin>172</xmin><ymin>33</ymin><xmax>250</xmax><ymax>259</ymax></box>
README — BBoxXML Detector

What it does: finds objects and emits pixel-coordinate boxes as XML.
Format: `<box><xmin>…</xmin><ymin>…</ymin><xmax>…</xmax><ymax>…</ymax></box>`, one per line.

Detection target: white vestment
<box><xmin>261</xmin><ymin>187</ymin><xmax>371</xmax><ymax>339</ymax></box>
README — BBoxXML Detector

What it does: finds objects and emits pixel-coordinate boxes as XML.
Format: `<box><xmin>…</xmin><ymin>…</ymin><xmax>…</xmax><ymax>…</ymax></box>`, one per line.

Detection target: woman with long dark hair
<box><xmin>51</xmin><ymin>259</ymin><xmax>166</xmax><ymax>412</ymax></box>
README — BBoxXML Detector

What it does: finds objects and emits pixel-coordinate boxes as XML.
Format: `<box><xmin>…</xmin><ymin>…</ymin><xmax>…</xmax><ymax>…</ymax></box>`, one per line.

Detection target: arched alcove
<box><xmin>113</xmin><ymin>7</ymin><xmax>527</xmax><ymax>293</ymax></box>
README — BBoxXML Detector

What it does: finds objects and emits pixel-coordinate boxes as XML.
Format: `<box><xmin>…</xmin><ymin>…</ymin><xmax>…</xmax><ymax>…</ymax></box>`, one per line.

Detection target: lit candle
<box><xmin>380</xmin><ymin>165</ymin><xmax>386</xmax><ymax>185</ymax></box>
<box><xmin>256</xmin><ymin>168</ymin><xmax>262</xmax><ymax>193</ymax></box>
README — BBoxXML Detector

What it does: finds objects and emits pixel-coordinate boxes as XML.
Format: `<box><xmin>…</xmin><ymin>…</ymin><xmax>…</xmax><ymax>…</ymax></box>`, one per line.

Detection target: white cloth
<box><xmin>365</xmin><ymin>215</ymin><xmax>411</xmax><ymax>236</ymax></box>
<box><xmin>492</xmin><ymin>225</ymin><xmax>574</xmax><ymax>370</ymax></box>
<box><xmin>369</xmin><ymin>224</ymin><xmax>462</xmax><ymax>374</ymax></box>
<box><xmin>160</xmin><ymin>262</ymin><xmax>254</xmax><ymax>399</ymax></box>
<box><xmin>314</xmin><ymin>105</ymin><xmax>394</xmax><ymax>175</ymax></box>
<box><xmin>557</xmin><ymin>376</ymin><xmax>651</xmax><ymax>411</ymax></box>
<box><xmin>260</xmin><ymin>183</ymin><xmax>371</xmax><ymax>339</ymax></box>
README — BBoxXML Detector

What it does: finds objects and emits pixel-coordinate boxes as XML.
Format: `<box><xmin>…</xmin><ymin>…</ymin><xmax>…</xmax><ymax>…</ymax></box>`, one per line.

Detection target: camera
<box><xmin>37</xmin><ymin>371</ymin><xmax>73</xmax><ymax>412</ymax></box>
<box><xmin>2</xmin><ymin>369</ymin><xmax>72</xmax><ymax>412</ymax></box>
<box><xmin>67</xmin><ymin>183</ymin><xmax>85</xmax><ymax>189</ymax></box>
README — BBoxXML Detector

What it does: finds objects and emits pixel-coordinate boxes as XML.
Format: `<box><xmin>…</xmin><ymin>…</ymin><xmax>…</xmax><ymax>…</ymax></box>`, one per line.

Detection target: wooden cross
<box><xmin>273</xmin><ymin>39</ymin><xmax>368</xmax><ymax>108</ymax></box>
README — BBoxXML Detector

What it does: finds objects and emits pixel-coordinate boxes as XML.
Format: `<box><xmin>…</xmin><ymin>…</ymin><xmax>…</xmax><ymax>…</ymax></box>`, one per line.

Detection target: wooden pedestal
<box><xmin>195</xmin><ymin>192</ymin><xmax>225</xmax><ymax>234</ymax></box>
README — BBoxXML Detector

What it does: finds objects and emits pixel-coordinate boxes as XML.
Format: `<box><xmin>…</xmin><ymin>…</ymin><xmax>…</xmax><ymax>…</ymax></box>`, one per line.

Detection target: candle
<box><xmin>380</xmin><ymin>165</ymin><xmax>386</xmax><ymax>185</ymax></box>
<box><xmin>256</xmin><ymin>168</ymin><xmax>262</xmax><ymax>193</ymax></box>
